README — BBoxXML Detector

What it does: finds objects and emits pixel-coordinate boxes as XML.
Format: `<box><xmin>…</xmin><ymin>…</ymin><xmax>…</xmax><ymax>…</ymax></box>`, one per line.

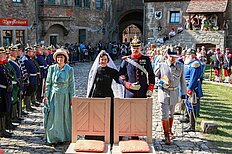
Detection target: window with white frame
<box><xmin>169</xmin><ymin>11</ymin><xmax>180</xmax><ymax>24</ymax></box>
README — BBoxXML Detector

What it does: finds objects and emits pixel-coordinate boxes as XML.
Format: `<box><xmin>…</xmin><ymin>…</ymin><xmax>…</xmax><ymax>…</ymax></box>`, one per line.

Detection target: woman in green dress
<box><xmin>44</xmin><ymin>48</ymin><xmax>74</xmax><ymax>146</ymax></box>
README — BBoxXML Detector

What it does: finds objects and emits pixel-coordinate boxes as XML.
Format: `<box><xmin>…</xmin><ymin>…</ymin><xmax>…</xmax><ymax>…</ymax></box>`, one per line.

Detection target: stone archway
<box><xmin>44</xmin><ymin>24</ymin><xmax>69</xmax><ymax>45</ymax></box>
<box><xmin>117</xmin><ymin>10</ymin><xmax>143</xmax><ymax>43</ymax></box>
<box><xmin>122</xmin><ymin>24</ymin><xmax>142</xmax><ymax>43</ymax></box>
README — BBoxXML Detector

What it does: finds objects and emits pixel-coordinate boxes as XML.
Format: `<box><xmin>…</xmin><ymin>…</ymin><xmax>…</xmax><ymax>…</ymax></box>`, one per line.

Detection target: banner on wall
<box><xmin>0</xmin><ymin>18</ymin><xmax>29</xmax><ymax>26</ymax></box>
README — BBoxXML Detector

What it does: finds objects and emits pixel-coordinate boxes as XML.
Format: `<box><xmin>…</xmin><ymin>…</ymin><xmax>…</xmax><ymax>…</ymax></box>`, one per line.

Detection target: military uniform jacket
<box><xmin>46</xmin><ymin>53</ymin><xmax>55</xmax><ymax>67</ymax></box>
<box><xmin>154</xmin><ymin>61</ymin><xmax>187</xmax><ymax>105</ymax></box>
<box><xmin>16</xmin><ymin>57</ymin><xmax>29</xmax><ymax>85</ymax></box>
<box><xmin>23</xmin><ymin>56</ymin><xmax>37</xmax><ymax>86</ymax></box>
<box><xmin>8</xmin><ymin>59</ymin><xmax>21</xmax><ymax>104</ymax></box>
<box><xmin>119</xmin><ymin>55</ymin><xmax>155</xmax><ymax>98</ymax></box>
<box><xmin>35</xmin><ymin>55</ymin><xmax>48</xmax><ymax>79</ymax></box>
<box><xmin>184</xmin><ymin>60</ymin><xmax>203</xmax><ymax>98</ymax></box>
<box><xmin>0</xmin><ymin>62</ymin><xmax>12</xmax><ymax>112</ymax></box>
<box><xmin>223</xmin><ymin>53</ymin><xmax>232</xmax><ymax>69</ymax></box>
<box><xmin>213</xmin><ymin>53</ymin><xmax>223</xmax><ymax>68</ymax></box>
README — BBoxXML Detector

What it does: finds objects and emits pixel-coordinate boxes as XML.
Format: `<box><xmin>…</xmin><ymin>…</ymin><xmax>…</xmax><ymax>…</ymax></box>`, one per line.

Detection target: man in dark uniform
<box><xmin>118</xmin><ymin>36</ymin><xmax>155</xmax><ymax>140</ymax></box>
<box><xmin>23</xmin><ymin>45</ymin><xmax>37</xmax><ymax>111</ymax></box>
<box><xmin>0</xmin><ymin>47</ymin><xmax>13</xmax><ymax>137</ymax></box>
<box><xmin>119</xmin><ymin>36</ymin><xmax>155</xmax><ymax>98</ymax></box>
<box><xmin>183</xmin><ymin>49</ymin><xmax>203</xmax><ymax>132</ymax></box>
<box><xmin>4</xmin><ymin>47</ymin><xmax>19</xmax><ymax>130</ymax></box>
<box><xmin>212</xmin><ymin>48</ymin><xmax>223</xmax><ymax>82</ymax></box>
<box><xmin>35</xmin><ymin>44</ymin><xmax>47</xmax><ymax>104</ymax></box>
<box><xmin>223</xmin><ymin>48</ymin><xmax>232</xmax><ymax>83</ymax></box>
<box><xmin>8</xmin><ymin>45</ymin><xmax>22</xmax><ymax>123</ymax></box>
<box><xmin>15</xmin><ymin>43</ymin><xmax>30</xmax><ymax>116</ymax></box>
<box><xmin>46</xmin><ymin>46</ymin><xmax>56</xmax><ymax>67</ymax></box>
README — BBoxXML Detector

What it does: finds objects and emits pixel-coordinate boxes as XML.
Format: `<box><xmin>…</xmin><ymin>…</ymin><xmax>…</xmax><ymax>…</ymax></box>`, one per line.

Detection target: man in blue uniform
<box><xmin>35</xmin><ymin>44</ymin><xmax>48</xmax><ymax>104</ymax></box>
<box><xmin>46</xmin><ymin>46</ymin><xmax>56</xmax><ymax>67</ymax></box>
<box><xmin>23</xmin><ymin>45</ymin><xmax>38</xmax><ymax>111</ymax></box>
<box><xmin>183</xmin><ymin>49</ymin><xmax>203</xmax><ymax>132</ymax></box>
<box><xmin>118</xmin><ymin>36</ymin><xmax>155</xmax><ymax>140</ymax></box>
<box><xmin>119</xmin><ymin>36</ymin><xmax>155</xmax><ymax>98</ymax></box>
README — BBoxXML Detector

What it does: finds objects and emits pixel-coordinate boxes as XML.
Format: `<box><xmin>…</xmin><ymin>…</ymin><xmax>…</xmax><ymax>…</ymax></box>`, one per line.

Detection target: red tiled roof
<box><xmin>186</xmin><ymin>0</ymin><xmax>228</xmax><ymax>13</ymax></box>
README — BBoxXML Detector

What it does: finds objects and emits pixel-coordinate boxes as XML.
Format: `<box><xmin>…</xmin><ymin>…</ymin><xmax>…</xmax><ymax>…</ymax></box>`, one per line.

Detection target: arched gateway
<box><xmin>110</xmin><ymin>0</ymin><xmax>144</xmax><ymax>43</ymax></box>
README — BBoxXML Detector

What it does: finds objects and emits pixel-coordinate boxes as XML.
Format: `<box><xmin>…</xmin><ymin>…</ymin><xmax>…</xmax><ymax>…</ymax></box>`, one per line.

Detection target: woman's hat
<box><xmin>53</xmin><ymin>48</ymin><xmax>69</xmax><ymax>61</ymax></box>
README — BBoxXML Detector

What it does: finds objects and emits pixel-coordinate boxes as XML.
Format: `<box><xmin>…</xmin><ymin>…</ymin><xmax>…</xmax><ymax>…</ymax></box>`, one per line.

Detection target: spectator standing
<box><xmin>177</xmin><ymin>25</ymin><xmax>183</xmax><ymax>33</ymax></box>
<box><xmin>169</xmin><ymin>28</ymin><xmax>176</xmax><ymax>38</ymax></box>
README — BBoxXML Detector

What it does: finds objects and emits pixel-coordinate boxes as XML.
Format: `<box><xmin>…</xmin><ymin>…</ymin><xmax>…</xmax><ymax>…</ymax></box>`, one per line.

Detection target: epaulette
<box><xmin>191</xmin><ymin>61</ymin><xmax>200</xmax><ymax>68</ymax></box>
<box><xmin>121</xmin><ymin>55</ymin><xmax>129</xmax><ymax>60</ymax></box>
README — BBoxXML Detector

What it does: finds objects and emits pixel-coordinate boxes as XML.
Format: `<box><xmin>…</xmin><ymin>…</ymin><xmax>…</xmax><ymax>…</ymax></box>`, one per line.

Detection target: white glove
<box><xmin>146</xmin><ymin>90</ymin><xmax>153</xmax><ymax>97</ymax></box>
<box><xmin>130</xmin><ymin>82</ymin><xmax>141</xmax><ymax>91</ymax></box>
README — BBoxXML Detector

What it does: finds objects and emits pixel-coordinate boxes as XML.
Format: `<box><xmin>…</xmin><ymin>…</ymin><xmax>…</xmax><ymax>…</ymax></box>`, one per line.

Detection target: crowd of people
<box><xmin>0</xmin><ymin>36</ymin><xmax>231</xmax><ymax>148</ymax></box>
<box><xmin>64</xmin><ymin>41</ymin><xmax>132</xmax><ymax>64</ymax></box>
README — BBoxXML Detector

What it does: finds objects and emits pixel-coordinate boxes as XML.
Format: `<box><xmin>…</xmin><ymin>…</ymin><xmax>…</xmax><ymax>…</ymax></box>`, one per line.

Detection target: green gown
<box><xmin>44</xmin><ymin>64</ymin><xmax>74</xmax><ymax>144</ymax></box>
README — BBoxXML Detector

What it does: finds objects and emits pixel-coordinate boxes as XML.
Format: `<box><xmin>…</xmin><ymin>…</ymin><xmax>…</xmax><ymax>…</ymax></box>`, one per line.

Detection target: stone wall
<box><xmin>144</xmin><ymin>1</ymin><xmax>229</xmax><ymax>50</ymax></box>
<box><xmin>225</xmin><ymin>0</ymin><xmax>232</xmax><ymax>48</ymax></box>
<box><xmin>0</xmin><ymin>0</ymin><xmax>36</xmax><ymax>44</ymax></box>
<box><xmin>165</xmin><ymin>30</ymin><xmax>225</xmax><ymax>50</ymax></box>
<box><xmin>39</xmin><ymin>1</ymin><xmax>111</xmax><ymax>46</ymax></box>
<box><xmin>144</xmin><ymin>1</ymin><xmax>190</xmax><ymax>44</ymax></box>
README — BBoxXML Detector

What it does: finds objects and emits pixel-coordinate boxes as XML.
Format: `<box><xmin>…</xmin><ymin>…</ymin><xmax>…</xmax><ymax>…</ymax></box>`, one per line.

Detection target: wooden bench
<box><xmin>65</xmin><ymin>97</ymin><xmax>111</xmax><ymax>154</ymax></box>
<box><xmin>112</xmin><ymin>98</ymin><xmax>155</xmax><ymax>154</ymax></box>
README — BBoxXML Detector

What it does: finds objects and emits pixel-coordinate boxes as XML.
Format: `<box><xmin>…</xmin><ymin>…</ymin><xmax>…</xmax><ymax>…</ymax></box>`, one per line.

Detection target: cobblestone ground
<box><xmin>0</xmin><ymin>61</ymin><xmax>219</xmax><ymax>154</ymax></box>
